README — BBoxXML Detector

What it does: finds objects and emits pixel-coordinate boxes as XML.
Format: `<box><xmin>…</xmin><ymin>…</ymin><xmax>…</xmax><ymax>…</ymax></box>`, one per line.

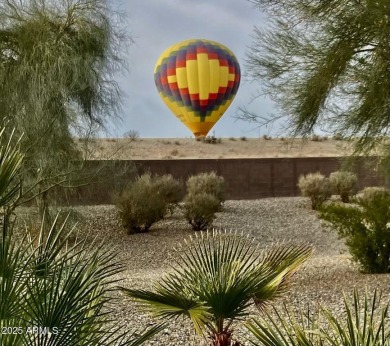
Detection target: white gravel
<box><xmin>26</xmin><ymin>197</ymin><xmax>390</xmax><ymax>345</ymax></box>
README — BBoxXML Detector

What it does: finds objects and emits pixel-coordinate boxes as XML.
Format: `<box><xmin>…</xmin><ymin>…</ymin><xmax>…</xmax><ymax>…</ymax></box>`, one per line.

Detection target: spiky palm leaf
<box><xmin>0</xmin><ymin>214</ymin><xmax>164</xmax><ymax>346</ymax></box>
<box><xmin>246</xmin><ymin>289</ymin><xmax>390</xmax><ymax>346</ymax></box>
<box><xmin>122</xmin><ymin>230</ymin><xmax>312</xmax><ymax>344</ymax></box>
<box><xmin>0</xmin><ymin>134</ymin><xmax>162</xmax><ymax>345</ymax></box>
<box><xmin>322</xmin><ymin>290</ymin><xmax>390</xmax><ymax>346</ymax></box>
<box><xmin>246</xmin><ymin>306</ymin><xmax>323</xmax><ymax>346</ymax></box>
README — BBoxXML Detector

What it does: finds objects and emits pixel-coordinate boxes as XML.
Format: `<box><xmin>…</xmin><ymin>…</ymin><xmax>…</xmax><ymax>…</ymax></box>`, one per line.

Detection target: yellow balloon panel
<box><xmin>154</xmin><ymin>39</ymin><xmax>241</xmax><ymax>137</ymax></box>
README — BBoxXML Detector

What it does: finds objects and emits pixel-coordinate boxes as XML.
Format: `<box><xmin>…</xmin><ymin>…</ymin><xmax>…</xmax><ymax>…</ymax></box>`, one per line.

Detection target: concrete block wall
<box><xmin>56</xmin><ymin>156</ymin><xmax>384</xmax><ymax>204</ymax></box>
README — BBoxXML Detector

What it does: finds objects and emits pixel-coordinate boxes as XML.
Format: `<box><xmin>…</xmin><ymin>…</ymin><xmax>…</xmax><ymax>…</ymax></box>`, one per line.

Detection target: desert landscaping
<box><xmin>2</xmin><ymin>1</ymin><xmax>390</xmax><ymax>345</ymax></box>
<box><xmin>43</xmin><ymin>197</ymin><xmax>389</xmax><ymax>346</ymax></box>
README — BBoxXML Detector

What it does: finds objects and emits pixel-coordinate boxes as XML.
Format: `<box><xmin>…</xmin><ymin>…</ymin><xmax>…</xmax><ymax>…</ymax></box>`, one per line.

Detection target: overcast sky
<box><xmin>109</xmin><ymin>0</ymin><xmax>276</xmax><ymax>138</ymax></box>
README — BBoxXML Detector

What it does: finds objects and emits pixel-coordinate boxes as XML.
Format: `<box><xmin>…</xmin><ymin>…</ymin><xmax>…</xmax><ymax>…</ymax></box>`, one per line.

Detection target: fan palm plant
<box><xmin>246</xmin><ymin>289</ymin><xmax>390</xmax><ymax>346</ymax></box>
<box><xmin>121</xmin><ymin>231</ymin><xmax>312</xmax><ymax>346</ymax></box>
<box><xmin>0</xmin><ymin>128</ymin><xmax>163</xmax><ymax>345</ymax></box>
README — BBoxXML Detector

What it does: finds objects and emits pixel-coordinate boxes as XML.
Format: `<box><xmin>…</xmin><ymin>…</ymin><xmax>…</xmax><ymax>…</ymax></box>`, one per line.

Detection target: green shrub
<box><xmin>329</xmin><ymin>170</ymin><xmax>357</xmax><ymax>202</ymax></box>
<box><xmin>320</xmin><ymin>191</ymin><xmax>390</xmax><ymax>273</ymax></box>
<box><xmin>298</xmin><ymin>172</ymin><xmax>332</xmax><ymax>210</ymax></box>
<box><xmin>358</xmin><ymin>186</ymin><xmax>389</xmax><ymax>203</ymax></box>
<box><xmin>116</xmin><ymin>173</ymin><xmax>167</xmax><ymax>233</ymax></box>
<box><xmin>153</xmin><ymin>174</ymin><xmax>183</xmax><ymax>215</ymax></box>
<box><xmin>186</xmin><ymin>171</ymin><xmax>226</xmax><ymax>207</ymax></box>
<box><xmin>183</xmin><ymin>192</ymin><xmax>220</xmax><ymax>231</ymax></box>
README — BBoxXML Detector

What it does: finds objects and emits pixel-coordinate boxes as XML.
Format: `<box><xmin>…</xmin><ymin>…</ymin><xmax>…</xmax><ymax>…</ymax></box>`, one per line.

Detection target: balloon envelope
<box><xmin>154</xmin><ymin>39</ymin><xmax>241</xmax><ymax>137</ymax></box>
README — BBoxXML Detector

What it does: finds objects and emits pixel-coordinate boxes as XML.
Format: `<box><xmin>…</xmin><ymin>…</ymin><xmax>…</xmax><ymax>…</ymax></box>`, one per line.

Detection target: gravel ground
<box><xmin>19</xmin><ymin>197</ymin><xmax>390</xmax><ymax>345</ymax></box>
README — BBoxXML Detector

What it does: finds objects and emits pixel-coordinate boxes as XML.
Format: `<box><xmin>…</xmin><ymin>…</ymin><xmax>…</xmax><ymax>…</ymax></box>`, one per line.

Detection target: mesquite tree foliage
<box><xmin>0</xmin><ymin>0</ymin><xmax>128</xmax><ymax>215</ymax></box>
<box><xmin>245</xmin><ymin>0</ymin><xmax>390</xmax><ymax>152</ymax></box>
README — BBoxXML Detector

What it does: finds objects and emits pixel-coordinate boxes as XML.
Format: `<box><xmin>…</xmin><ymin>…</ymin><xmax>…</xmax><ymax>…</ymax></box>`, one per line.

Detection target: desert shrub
<box><xmin>116</xmin><ymin>174</ymin><xmax>167</xmax><ymax>233</ymax></box>
<box><xmin>320</xmin><ymin>192</ymin><xmax>390</xmax><ymax>273</ymax></box>
<box><xmin>183</xmin><ymin>192</ymin><xmax>220</xmax><ymax>231</ymax></box>
<box><xmin>240</xmin><ymin>136</ymin><xmax>247</xmax><ymax>141</ymax></box>
<box><xmin>310</xmin><ymin>134</ymin><xmax>322</xmax><ymax>142</ymax></box>
<box><xmin>123</xmin><ymin>129</ymin><xmax>140</xmax><ymax>140</ymax></box>
<box><xmin>358</xmin><ymin>186</ymin><xmax>389</xmax><ymax>203</ymax></box>
<box><xmin>153</xmin><ymin>174</ymin><xmax>183</xmax><ymax>214</ymax></box>
<box><xmin>201</xmin><ymin>136</ymin><xmax>221</xmax><ymax>144</ymax></box>
<box><xmin>170</xmin><ymin>149</ymin><xmax>179</xmax><ymax>156</ymax></box>
<box><xmin>333</xmin><ymin>132</ymin><xmax>343</xmax><ymax>140</ymax></box>
<box><xmin>329</xmin><ymin>170</ymin><xmax>357</xmax><ymax>202</ymax></box>
<box><xmin>298</xmin><ymin>172</ymin><xmax>332</xmax><ymax>210</ymax></box>
<box><xmin>186</xmin><ymin>171</ymin><xmax>226</xmax><ymax>207</ymax></box>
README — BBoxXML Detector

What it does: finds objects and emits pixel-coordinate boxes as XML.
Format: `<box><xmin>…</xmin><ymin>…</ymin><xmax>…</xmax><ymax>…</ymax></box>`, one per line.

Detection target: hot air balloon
<box><xmin>154</xmin><ymin>39</ymin><xmax>241</xmax><ymax>137</ymax></box>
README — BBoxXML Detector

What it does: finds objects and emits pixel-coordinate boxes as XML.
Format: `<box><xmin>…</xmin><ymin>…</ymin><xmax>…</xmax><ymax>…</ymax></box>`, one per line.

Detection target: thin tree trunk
<box><xmin>37</xmin><ymin>186</ymin><xmax>51</xmax><ymax>229</ymax></box>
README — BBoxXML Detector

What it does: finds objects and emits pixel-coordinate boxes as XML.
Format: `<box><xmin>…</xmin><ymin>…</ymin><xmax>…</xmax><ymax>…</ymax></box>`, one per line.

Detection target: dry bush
<box><xmin>116</xmin><ymin>174</ymin><xmax>166</xmax><ymax>233</ymax></box>
<box><xmin>357</xmin><ymin>186</ymin><xmax>390</xmax><ymax>203</ymax></box>
<box><xmin>333</xmin><ymin>133</ymin><xmax>343</xmax><ymax>140</ymax></box>
<box><xmin>153</xmin><ymin>174</ymin><xmax>183</xmax><ymax>214</ymax></box>
<box><xmin>186</xmin><ymin>171</ymin><xmax>226</xmax><ymax>207</ymax></box>
<box><xmin>183</xmin><ymin>192</ymin><xmax>220</xmax><ymax>231</ymax></box>
<box><xmin>310</xmin><ymin>134</ymin><xmax>322</xmax><ymax>142</ymax></box>
<box><xmin>201</xmin><ymin>136</ymin><xmax>221</xmax><ymax>144</ymax></box>
<box><xmin>329</xmin><ymin>171</ymin><xmax>357</xmax><ymax>202</ymax></box>
<box><xmin>298</xmin><ymin>172</ymin><xmax>332</xmax><ymax>210</ymax></box>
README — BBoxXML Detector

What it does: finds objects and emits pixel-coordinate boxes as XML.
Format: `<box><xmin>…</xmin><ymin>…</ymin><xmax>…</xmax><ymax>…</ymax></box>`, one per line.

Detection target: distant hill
<box><xmin>78</xmin><ymin>137</ymin><xmax>357</xmax><ymax>160</ymax></box>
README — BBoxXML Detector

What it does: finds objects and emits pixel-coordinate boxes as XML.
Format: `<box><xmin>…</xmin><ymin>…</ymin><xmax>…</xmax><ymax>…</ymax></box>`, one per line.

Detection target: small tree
<box><xmin>329</xmin><ymin>170</ymin><xmax>357</xmax><ymax>203</ymax></box>
<box><xmin>0</xmin><ymin>0</ymin><xmax>128</xmax><ymax>220</ymax></box>
<box><xmin>245</xmin><ymin>1</ymin><xmax>390</xmax><ymax>153</ymax></box>
<box><xmin>298</xmin><ymin>173</ymin><xmax>332</xmax><ymax>210</ymax></box>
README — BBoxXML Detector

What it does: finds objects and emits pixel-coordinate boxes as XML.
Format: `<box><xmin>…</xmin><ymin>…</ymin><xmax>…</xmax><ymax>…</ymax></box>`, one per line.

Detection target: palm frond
<box><xmin>121</xmin><ymin>230</ymin><xmax>313</xmax><ymax>339</ymax></box>
<box><xmin>253</xmin><ymin>244</ymin><xmax>313</xmax><ymax>309</ymax></box>
<box><xmin>121</xmin><ymin>285</ymin><xmax>211</xmax><ymax>335</ymax></box>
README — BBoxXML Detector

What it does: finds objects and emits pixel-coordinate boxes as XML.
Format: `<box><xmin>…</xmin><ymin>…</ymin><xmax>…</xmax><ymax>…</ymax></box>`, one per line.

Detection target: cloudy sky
<box><xmin>109</xmin><ymin>0</ymin><xmax>275</xmax><ymax>138</ymax></box>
